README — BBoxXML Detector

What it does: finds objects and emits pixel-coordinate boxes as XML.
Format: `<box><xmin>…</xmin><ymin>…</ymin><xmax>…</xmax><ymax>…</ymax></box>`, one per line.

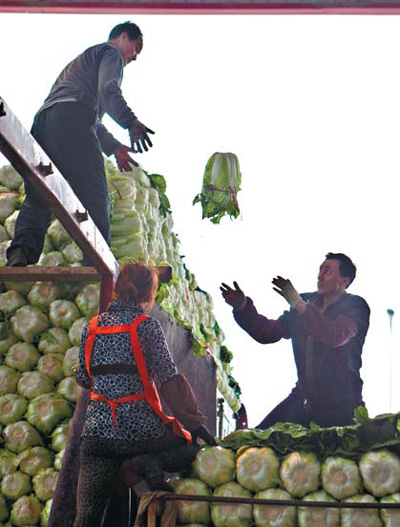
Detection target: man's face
<box><xmin>121</xmin><ymin>35</ymin><xmax>142</xmax><ymax>65</ymax></box>
<box><xmin>317</xmin><ymin>259</ymin><xmax>349</xmax><ymax>295</ymax></box>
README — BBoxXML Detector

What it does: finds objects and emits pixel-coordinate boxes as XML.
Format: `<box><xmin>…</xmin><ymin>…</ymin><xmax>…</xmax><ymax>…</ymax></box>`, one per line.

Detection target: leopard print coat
<box><xmin>76</xmin><ymin>301</ymin><xmax>177</xmax><ymax>442</ymax></box>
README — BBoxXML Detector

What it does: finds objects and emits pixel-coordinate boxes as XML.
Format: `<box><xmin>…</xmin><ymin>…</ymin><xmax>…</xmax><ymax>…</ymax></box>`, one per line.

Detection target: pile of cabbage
<box><xmin>0</xmin><ymin>162</ymin><xmax>240</xmax><ymax>526</ymax></box>
<box><xmin>172</xmin><ymin>445</ymin><xmax>400</xmax><ymax>527</ymax></box>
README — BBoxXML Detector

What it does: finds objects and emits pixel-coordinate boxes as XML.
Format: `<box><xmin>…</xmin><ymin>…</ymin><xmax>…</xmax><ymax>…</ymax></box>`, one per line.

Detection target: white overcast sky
<box><xmin>1</xmin><ymin>12</ymin><xmax>400</xmax><ymax>427</ymax></box>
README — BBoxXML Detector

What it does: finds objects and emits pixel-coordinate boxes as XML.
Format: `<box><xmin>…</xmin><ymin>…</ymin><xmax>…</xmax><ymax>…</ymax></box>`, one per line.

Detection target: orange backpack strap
<box><xmin>84</xmin><ymin>315</ymin><xmax>100</xmax><ymax>384</ymax></box>
<box><xmin>129</xmin><ymin>315</ymin><xmax>192</xmax><ymax>443</ymax></box>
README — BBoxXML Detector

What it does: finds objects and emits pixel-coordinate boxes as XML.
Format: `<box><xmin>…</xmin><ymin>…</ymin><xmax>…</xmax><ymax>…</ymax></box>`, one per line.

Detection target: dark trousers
<box><xmin>8</xmin><ymin>102</ymin><xmax>110</xmax><ymax>264</ymax></box>
<box><xmin>256</xmin><ymin>387</ymin><xmax>362</xmax><ymax>429</ymax></box>
<box><xmin>73</xmin><ymin>432</ymin><xmax>199</xmax><ymax>527</ymax></box>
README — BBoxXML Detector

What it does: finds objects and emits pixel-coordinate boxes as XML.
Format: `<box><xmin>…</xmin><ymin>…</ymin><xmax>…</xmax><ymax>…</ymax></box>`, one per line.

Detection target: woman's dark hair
<box><xmin>114</xmin><ymin>263</ymin><xmax>158</xmax><ymax>307</ymax></box>
<box><xmin>325</xmin><ymin>252</ymin><xmax>356</xmax><ymax>287</ymax></box>
<box><xmin>109</xmin><ymin>21</ymin><xmax>142</xmax><ymax>41</ymax></box>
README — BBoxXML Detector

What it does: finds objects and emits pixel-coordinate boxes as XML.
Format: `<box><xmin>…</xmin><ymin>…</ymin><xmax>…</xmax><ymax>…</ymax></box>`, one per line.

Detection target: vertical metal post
<box><xmin>217</xmin><ymin>398</ymin><xmax>224</xmax><ymax>439</ymax></box>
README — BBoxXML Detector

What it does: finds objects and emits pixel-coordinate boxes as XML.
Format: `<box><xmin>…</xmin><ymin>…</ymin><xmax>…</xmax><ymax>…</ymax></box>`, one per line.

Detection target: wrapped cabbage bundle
<box><xmin>253</xmin><ymin>488</ymin><xmax>296</xmax><ymax>527</ymax></box>
<box><xmin>236</xmin><ymin>447</ymin><xmax>280</xmax><ymax>492</ymax></box>
<box><xmin>173</xmin><ymin>478</ymin><xmax>210</xmax><ymax>524</ymax></box>
<box><xmin>359</xmin><ymin>450</ymin><xmax>400</xmax><ymax>498</ymax></box>
<box><xmin>211</xmin><ymin>482</ymin><xmax>252</xmax><ymax>527</ymax></box>
<box><xmin>193</xmin><ymin>447</ymin><xmax>235</xmax><ymax>488</ymax></box>
<box><xmin>193</xmin><ymin>153</ymin><xmax>241</xmax><ymax>224</ymax></box>
<box><xmin>280</xmin><ymin>452</ymin><xmax>320</xmax><ymax>498</ymax></box>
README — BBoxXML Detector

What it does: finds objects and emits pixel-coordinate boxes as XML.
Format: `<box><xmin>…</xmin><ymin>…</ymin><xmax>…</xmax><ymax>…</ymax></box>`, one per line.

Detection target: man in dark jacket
<box><xmin>221</xmin><ymin>252</ymin><xmax>370</xmax><ymax>429</ymax></box>
<box><xmin>7</xmin><ymin>21</ymin><xmax>153</xmax><ymax>267</ymax></box>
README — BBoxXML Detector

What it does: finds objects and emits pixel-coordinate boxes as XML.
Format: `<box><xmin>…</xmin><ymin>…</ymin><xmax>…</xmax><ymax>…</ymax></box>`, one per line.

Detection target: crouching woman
<box><xmin>73</xmin><ymin>263</ymin><xmax>215</xmax><ymax>527</ymax></box>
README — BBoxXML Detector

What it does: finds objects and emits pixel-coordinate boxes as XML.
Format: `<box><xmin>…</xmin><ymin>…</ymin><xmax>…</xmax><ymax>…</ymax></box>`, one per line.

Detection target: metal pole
<box><xmin>387</xmin><ymin>309</ymin><xmax>394</xmax><ymax>412</ymax></box>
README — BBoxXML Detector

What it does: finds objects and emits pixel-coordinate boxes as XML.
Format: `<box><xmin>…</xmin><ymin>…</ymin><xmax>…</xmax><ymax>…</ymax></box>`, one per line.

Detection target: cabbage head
<box><xmin>37</xmin><ymin>353</ymin><xmax>64</xmax><ymax>383</ymax></box>
<box><xmin>341</xmin><ymin>494</ymin><xmax>383</xmax><ymax>527</ymax></box>
<box><xmin>11</xmin><ymin>305</ymin><xmax>49</xmax><ymax>343</ymax></box>
<box><xmin>0</xmin><ymin>290</ymin><xmax>26</xmax><ymax>315</ymax></box>
<box><xmin>10</xmin><ymin>495</ymin><xmax>41</xmax><ymax>527</ymax></box>
<box><xmin>0</xmin><ymin>394</ymin><xmax>28</xmax><ymax>425</ymax></box>
<box><xmin>0</xmin><ymin>192</ymin><xmax>20</xmax><ymax>222</ymax></box>
<box><xmin>298</xmin><ymin>490</ymin><xmax>339</xmax><ymax>527</ymax></box>
<box><xmin>253</xmin><ymin>488</ymin><xmax>296</xmax><ymax>527</ymax></box>
<box><xmin>280</xmin><ymin>451</ymin><xmax>320</xmax><ymax>498</ymax></box>
<box><xmin>3</xmin><ymin>421</ymin><xmax>44</xmax><ymax>453</ymax></box>
<box><xmin>0</xmin><ymin>165</ymin><xmax>23</xmax><ymax>191</ymax></box>
<box><xmin>211</xmin><ymin>481</ymin><xmax>252</xmax><ymax>527</ymax></box>
<box><xmin>0</xmin><ymin>332</ymin><xmax>19</xmax><ymax>355</ymax></box>
<box><xmin>193</xmin><ymin>152</ymin><xmax>241</xmax><ymax>224</ymax></box>
<box><xmin>236</xmin><ymin>447</ymin><xmax>280</xmax><ymax>492</ymax></box>
<box><xmin>26</xmin><ymin>393</ymin><xmax>73</xmax><ymax>434</ymax></box>
<box><xmin>19</xmin><ymin>447</ymin><xmax>55</xmax><ymax>476</ymax></box>
<box><xmin>38</xmin><ymin>327</ymin><xmax>71</xmax><ymax>355</ymax></box>
<box><xmin>41</xmin><ymin>499</ymin><xmax>53</xmax><ymax>527</ymax></box>
<box><xmin>0</xmin><ymin>494</ymin><xmax>8</xmax><ymax>523</ymax></box>
<box><xmin>47</xmin><ymin>219</ymin><xmax>71</xmax><ymax>250</ymax></box>
<box><xmin>0</xmin><ymin>450</ymin><xmax>20</xmax><ymax>477</ymax></box>
<box><xmin>0</xmin><ymin>365</ymin><xmax>20</xmax><ymax>395</ymax></box>
<box><xmin>321</xmin><ymin>456</ymin><xmax>361</xmax><ymax>500</ymax></box>
<box><xmin>49</xmin><ymin>300</ymin><xmax>81</xmax><ymax>329</ymax></box>
<box><xmin>173</xmin><ymin>478</ymin><xmax>210</xmax><ymax>524</ymax></box>
<box><xmin>51</xmin><ymin>422</ymin><xmax>70</xmax><ymax>452</ymax></box>
<box><xmin>380</xmin><ymin>492</ymin><xmax>400</xmax><ymax>527</ymax></box>
<box><xmin>0</xmin><ymin>471</ymin><xmax>31</xmax><ymax>500</ymax></box>
<box><xmin>57</xmin><ymin>376</ymin><xmax>81</xmax><ymax>403</ymax></box>
<box><xmin>5</xmin><ymin>342</ymin><xmax>40</xmax><ymax>372</ymax></box>
<box><xmin>33</xmin><ymin>468</ymin><xmax>59</xmax><ymax>501</ymax></box>
<box><xmin>359</xmin><ymin>450</ymin><xmax>400</xmax><ymax>498</ymax></box>
<box><xmin>68</xmin><ymin>317</ymin><xmax>88</xmax><ymax>346</ymax></box>
<box><xmin>62</xmin><ymin>347</ymin><xmax>79</xmax><ymax>376</ymax></box>
<box><xmin>62</xmin><ymin>242</ymin><xmax>83</xmax><ymax>264</ymax></box>
<box><xmin>75</xmin><ymin>284</ymin><xmax>99</xmax><ymax>317</ymax></box>
<box><xmin>193</xmin><ymin>447</ymin><xmax>235</xmax><ymax>488</ymax></box>
<box><xmin>18</xmin><ymin>371</ymin><xmax>54</xmax><ymax>399</ymax></box>
<box><xmin>27</xmin><ymin>281</ymin><xmax>64</xmax><ymax>311</ymax></box>
<box><xmin>54</xmin><ymin>448</ymin><xmax>65</xmax><ymax>470</ymax></box>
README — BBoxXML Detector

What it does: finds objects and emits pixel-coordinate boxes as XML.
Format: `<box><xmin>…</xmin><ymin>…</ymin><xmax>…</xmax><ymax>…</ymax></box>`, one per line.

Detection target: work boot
<box><xmin>6</xmin><ymin>247</ymin><xmax>28</xmax><ymax>267</ymax></box>
<box><xmin>134</xmin><ymin>455</ymin><xmax>173</xmax><ymax>493</ymax></box>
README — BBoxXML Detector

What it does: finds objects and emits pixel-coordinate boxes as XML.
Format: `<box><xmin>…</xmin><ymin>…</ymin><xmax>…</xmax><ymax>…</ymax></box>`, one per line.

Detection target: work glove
<box><xmin>113</xmin><ymin>145</ymin><xmax>138</xmax><ymax>172</ymax></box>
<box><xmin>272</xmin><ymin>276</ymin><xmax>302</xmax><ymax>308</ymax></box>
<box><xmin>129</xmin><ymin>119</ymin><xmax>155</xmax><ymax>153</ymax></box>
<box><xmin>191</xmin><ymin>425</ymin><xmax>218</xmax><ymax>446</ymax></box>
<box><xmin>220</xmin><ymin>281</ymin><xmax>247</xmax><ymax>311</ymax></box>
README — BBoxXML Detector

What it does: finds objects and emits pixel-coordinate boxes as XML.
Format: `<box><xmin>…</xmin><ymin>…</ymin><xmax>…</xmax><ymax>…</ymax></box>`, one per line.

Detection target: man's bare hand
<box><xmin>114</xmin><ymin>145</ymin><xmax>138</xmax><ymax>172</ymax></box>
<box><xmin>272</xmin><ymin>276</ymin><xmax>302</xmax><ymax>308</ymax></box>
<box><xmin>129</xmin><ymin>119</ymin><xmax>155</xmax><ymax>153</ymax></box>
<box><xmin>220</xmin><ymin>281</ymin><xmax>246</xmax><ymax>311</ymax></box>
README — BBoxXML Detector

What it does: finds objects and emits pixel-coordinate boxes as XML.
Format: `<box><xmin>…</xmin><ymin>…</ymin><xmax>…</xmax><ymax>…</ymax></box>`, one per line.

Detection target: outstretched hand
<box><xmin>114</xmin><ymin>145</ymin><xmax>138</xmax><ymax>172</ymax></box>
<box><xmin>129</xmin><ymin>119</ymin><xmax>155</xmax><ymax>153</ymax></box>
<box><xmin>220</xmin><ymin>281</ymin><xmax>246</xmax><ymax>311</ymax></box>
<box><xmin>272</xmin><ymin>276</ymin><xmax>302</xmax><ymax>308</ymax></box>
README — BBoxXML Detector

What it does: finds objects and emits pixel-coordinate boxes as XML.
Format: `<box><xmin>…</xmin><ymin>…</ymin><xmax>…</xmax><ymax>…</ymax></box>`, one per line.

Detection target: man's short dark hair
<box><xmin>325</xmin><ymin>252</ymin><xmax>356</xmax><ymax>287</ymax></box>
<box><xmin>109</xmin><ymin>21</ymin><xmax>142</xmax><ymax>41</ymax></box>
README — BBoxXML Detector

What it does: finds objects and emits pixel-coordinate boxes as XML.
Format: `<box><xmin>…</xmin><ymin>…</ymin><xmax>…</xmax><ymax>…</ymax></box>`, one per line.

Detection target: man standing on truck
<box><xmin>6</xmin><ymin>21</ymin><xmax>153</xmax><ymax>267</ymax></box>
<box><xmin>221</xmin><ymin>252</ymin><xmax>370</xmax><ymax>429</ymax></box>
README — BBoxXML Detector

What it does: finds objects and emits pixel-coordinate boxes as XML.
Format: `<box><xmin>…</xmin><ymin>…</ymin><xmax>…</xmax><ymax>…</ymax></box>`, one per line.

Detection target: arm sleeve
<box><xmin>145</xmin><ymin>318</ymin><xmax>178</xmax><ymax>384</ymax></box>
<box><xmin>98</xmin><ymin>47</ymin><xmax>137</xmax><ymax>129</ymax></box>
<box><xmin>95</xmin><ymin>122</ymin><xmax>122</xmax><ymax>156</ymax></box>
<box><xmin>299</xmin><ymin>297</ymin><xmax>370</xmax><ymax>347</ymax></box>
<box><xmin>233</xmin><ymin>297</ymin><xmax>291</xmax><ymax>344</ymax></box>
<box><xmin>160</xmin><ymin>373</ymin><xmax>207</xmax><ymax>431</ymax></box>
<box><xmin>75</xmin><ymin>324</ymin><xmax>91</xmax><ymax>388</ymax></box>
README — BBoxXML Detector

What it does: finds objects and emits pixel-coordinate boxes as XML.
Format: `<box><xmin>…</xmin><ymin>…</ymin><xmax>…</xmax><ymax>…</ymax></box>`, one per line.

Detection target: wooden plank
<box><xmin>0</xmin><ymin>97</ymin><xmax>118</xmax><ymax>281</ymax></box>
<box><xmin>0</xmin><ymin>266</ymin><xmax>101</xmax><ymax>282</ymax></box>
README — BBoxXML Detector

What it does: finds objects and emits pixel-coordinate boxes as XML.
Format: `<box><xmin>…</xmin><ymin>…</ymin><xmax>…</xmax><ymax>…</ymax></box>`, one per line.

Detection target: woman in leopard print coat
<box><xmin>73</xmin><ymin>263</ymin><xmax>215</xmax><ymax>527</ymax></box>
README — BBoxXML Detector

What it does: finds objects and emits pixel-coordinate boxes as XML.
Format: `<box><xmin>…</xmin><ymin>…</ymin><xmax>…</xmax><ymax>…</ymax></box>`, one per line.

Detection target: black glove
<box><xmin>191</xmin><ymin>425</ymin><xmax>217</xmax><ymax>446</ymax></box>
<box><xmin>129</xmin><ymin>119</ymin><xmax>155</xmax><ymax>153</ymax></box>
